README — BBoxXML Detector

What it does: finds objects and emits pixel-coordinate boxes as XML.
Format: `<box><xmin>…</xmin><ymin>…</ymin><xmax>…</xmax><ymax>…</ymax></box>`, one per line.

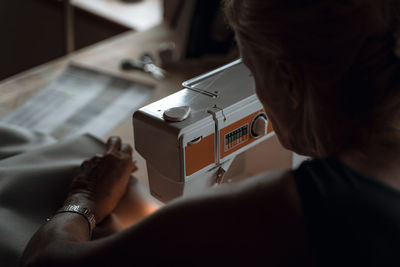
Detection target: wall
<box><xmin>0</xmin><ymin>0</ymin><xmax>129</xmax><ymax>81</ymax></box>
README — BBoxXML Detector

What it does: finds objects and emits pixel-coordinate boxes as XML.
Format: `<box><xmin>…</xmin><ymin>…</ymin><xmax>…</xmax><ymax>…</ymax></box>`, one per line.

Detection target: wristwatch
<box><xmin>55</xmin><ymin>204</ymin><xmax>96</xmax><ymax>238</ymax></box>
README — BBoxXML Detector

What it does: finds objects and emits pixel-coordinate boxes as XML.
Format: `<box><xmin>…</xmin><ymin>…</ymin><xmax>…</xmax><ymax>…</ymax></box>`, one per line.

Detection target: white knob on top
<box><xmin>163</xmin><ymin>106</ymin><xmax>191</xmax><ymax>122</ymax></box>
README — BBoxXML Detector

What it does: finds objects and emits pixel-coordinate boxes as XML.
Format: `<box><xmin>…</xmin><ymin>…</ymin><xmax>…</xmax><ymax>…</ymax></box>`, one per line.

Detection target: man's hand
<box><xmin>66</xmin><ymin>136</ymin><xmax>137</xmax><ymax>223</ymax></box>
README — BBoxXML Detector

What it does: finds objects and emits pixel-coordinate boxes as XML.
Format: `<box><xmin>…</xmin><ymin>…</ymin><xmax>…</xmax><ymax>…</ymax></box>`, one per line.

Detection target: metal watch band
<box><xmin>56</xmin><ymin>204</ymin><xmax>96</xmax><ymax>237</ymax></box>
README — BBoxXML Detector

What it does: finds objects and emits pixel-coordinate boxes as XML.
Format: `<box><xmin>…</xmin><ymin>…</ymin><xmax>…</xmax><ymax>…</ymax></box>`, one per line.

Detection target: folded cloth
<box><xmin>0</xmin><ymin>124</ymin><xmax>105</xmax><ymax>267</ymax></box>
<box><xmin>0</xmin><ymin>123</ymin><xmax>56</xmax><ymax>160</ymax></box>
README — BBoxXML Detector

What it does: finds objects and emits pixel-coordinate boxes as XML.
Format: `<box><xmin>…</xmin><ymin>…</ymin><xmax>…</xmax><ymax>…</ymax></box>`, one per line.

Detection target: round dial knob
<box><xmin>163</xmin><ymin>106</ymin><xmax>191</xmax><ymax>122</ymax></box>
<box><xmin>251</xmin><ymin>114</ymin><xmax>268</xmax><ymax>137</ymax></box>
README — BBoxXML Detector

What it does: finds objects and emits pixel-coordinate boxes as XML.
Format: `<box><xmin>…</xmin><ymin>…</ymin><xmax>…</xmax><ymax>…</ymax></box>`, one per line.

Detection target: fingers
<box><xmin>106</xmin><ymin>136</ymin><xmax>133</xmax><ymax>155</ymax></box>
<box><xmin>121</xmin><ymin>143</ymin><xmax>133</xmax><ymax>155</ymax></box>
<box><xmin>120</xmin><ymin>143</ymin><xmax>136</xmax><ymax>172</ymax></box>
<box><xmin>107</xmin><ymin>136</ymin><xmax>121</xmax><ymax>153</ymax></box>
<box><xmin>106</xmin><ymin>137</ymin><xmax>134</xmax><ymax>163</ymax></box>
<box><xmin>130</xmin><ymin>161</ymin><xmax>138</xmax><ymax>172</ymax></box>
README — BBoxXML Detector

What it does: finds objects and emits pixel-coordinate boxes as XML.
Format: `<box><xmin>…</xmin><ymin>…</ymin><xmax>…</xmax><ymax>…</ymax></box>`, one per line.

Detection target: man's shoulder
<box><xmin>116</xmin><ymin>170</ymin><xmax>313</xmax><ymax>266</ymax></box>
<box><xmin>169</xmin><ymin>169</ymin><xmax>301</xmax><ymax>220</ymax></box>
<box><xmin>165</xmin><ymin>169</ymin><xmax>304</xmax><ymax>239</ymax></box>
<box><xmin>213</xmin><ymin>170</ymin><xmax>300</xmax><ymax>208</ymax></box>
<box><xmin>168</xmin><ymin>170</ymin><xmax>311</xmax><ymax>264</ymax></box>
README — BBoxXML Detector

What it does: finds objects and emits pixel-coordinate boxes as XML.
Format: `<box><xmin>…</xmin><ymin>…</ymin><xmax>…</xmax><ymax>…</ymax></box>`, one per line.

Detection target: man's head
<box><xmin>224</xmin><ymin>0</ymin><xmax>400</xmax><ymax>157</ymax></box>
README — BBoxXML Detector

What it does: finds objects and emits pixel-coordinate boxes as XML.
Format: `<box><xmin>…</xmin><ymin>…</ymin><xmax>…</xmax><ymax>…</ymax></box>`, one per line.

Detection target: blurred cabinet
<box><xmin>0</xmin><ymin>0</ymin><xmax>129</xmax><ymax>81</ymax></box>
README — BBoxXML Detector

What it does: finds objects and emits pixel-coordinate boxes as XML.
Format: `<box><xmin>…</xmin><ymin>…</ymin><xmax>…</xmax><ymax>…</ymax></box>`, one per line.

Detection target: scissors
<box><xmin>121</xmin><ymin>54</ymin><xmax>167</xmax><ymax>80</ymax></box>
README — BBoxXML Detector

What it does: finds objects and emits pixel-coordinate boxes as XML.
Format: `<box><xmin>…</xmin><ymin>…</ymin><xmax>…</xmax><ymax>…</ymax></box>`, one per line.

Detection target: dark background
<box><xmin>0</xmin><ymin>0</ymin><xmax>129</xmax><ymax>81</ymax></box>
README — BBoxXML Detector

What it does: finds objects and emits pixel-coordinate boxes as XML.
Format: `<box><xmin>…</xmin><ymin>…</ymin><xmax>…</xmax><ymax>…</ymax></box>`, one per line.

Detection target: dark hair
<box><xmin>225</xmin><ymin>0</ymin><xmax>400</xmax><ymax>156</ymax></box>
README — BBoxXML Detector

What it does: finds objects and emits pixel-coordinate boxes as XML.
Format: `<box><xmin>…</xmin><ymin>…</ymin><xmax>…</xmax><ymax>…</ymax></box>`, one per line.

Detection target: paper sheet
<box><xmin>2</xmin><ymin>65</ymin><xmax>152</xmax><ymax>139</ymax></box>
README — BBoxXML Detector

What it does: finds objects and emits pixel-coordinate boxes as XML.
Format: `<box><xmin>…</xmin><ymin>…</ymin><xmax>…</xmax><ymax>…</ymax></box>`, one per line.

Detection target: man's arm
<box><xmin>21</xmin><ymin>168</ymin><xmax>312</xmax><ymax>266</ymax></box>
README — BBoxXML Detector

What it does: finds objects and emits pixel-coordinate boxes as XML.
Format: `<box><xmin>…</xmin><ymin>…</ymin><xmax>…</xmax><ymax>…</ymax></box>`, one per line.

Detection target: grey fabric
<box><xmin>0</xmin><ymin>124</ymin><xmax>106</xmax><ymax>267</ymax></box>
<box><xmin>0</xmin><ymin>123</ymin><xmax>56</xmax><ymax>160</ymax></box>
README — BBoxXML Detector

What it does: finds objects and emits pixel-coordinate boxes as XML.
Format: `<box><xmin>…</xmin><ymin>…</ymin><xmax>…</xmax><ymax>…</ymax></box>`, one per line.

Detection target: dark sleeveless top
<box><xmin>293</xmin><ymin>157</ymin><xmax>400</xmax><ymax>267</ymax></box>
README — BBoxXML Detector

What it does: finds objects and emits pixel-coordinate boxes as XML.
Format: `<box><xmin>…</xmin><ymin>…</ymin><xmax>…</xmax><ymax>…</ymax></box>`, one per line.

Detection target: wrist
<box><xmin>64</xmin><ymin>192</ymin><xmax>98</xmax><ymax>221</ymax></box>
<box><xmin>55</xmin><ymin>204</ymin><xmax>96</xmax><ymax>239</ymax></box>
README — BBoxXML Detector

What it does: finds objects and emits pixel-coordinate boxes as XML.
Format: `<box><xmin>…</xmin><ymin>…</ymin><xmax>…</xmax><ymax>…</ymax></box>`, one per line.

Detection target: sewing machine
<box><xmin>133</xmin><ymin>59</ymin><xmax>275</xmax><ymax>203</ymax></box>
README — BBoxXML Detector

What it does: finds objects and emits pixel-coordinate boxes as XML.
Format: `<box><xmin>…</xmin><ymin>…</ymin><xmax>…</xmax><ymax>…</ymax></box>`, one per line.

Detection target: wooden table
<box><xmin>0</xmin><ymin>23</ymin><xmax>232</xmax><ymax>137</ymax></box>
<box><xmin>2</xmin><ymin>25</ymin><xmax>178</xmax><ymax>135</ymax></box>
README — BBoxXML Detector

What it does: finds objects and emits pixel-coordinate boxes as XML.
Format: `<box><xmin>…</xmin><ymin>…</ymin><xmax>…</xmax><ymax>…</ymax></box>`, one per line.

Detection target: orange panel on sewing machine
<box><xmin>267</xmin><ymin>118</ymin><xmax>274</xmax><ymax>134</ymax></box>
<box><xmin>220</xmin><ymin>109</ymin><xmax>268</xmax><ymax>159</ymax></box>
<box><xmin>185</xmin><ymin>134</ymin><xmax>215</xmax><ymax>176</ymax></box>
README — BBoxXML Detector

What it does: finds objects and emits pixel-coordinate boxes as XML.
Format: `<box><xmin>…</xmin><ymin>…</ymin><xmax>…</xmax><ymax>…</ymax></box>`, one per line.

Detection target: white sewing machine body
<box><xmin>133</xmin><ymin>59</ymin><xmax>275</xmax><ymax>203</ymax></box>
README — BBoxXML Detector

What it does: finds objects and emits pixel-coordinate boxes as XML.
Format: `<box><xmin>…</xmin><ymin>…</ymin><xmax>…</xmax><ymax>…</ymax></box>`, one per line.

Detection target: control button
<box><xmin>163</xmin><ymin>106</ymin><xmax>191</xmax><ymax>122</ymax></box>
<box><xmin>187</xmin><ymin>136</ymin><xmax>202</xmax><ymax>146</ymax></box>
<box><xmin>251</xmin><ymin>114</ymin><xmax>268</xmax><ymax>137</ymax></box>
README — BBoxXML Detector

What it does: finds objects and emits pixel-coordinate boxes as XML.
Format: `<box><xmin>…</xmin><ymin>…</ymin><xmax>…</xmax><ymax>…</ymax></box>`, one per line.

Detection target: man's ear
<box><xmin>278</xmin><ymin>61</ymin><xmax>300</xmax><ymax>110</ymax></box>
